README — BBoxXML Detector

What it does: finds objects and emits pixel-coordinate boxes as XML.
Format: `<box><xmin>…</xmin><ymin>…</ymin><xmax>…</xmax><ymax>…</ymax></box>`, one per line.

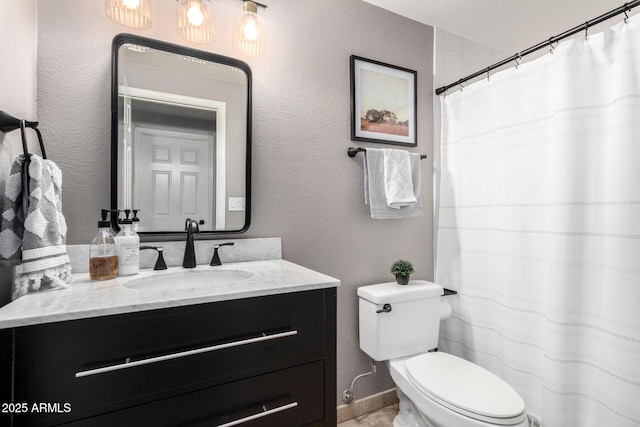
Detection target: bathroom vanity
<box><xmin>0</xmin><ymin>259</ymin><xmax>339</xmax><ymax>427</ymax></box>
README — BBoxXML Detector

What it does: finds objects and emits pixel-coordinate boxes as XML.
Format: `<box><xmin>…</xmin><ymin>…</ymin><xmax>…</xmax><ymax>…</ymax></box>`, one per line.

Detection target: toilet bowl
<box><xmin>357</xmin><ymin>281</ymin><xmax>528</xmax><ymax>427</ymax></box>
<box><xmin>388</xmin><ymin>354</ymin><xmax>527</xmax><ymax>427</ymax></box>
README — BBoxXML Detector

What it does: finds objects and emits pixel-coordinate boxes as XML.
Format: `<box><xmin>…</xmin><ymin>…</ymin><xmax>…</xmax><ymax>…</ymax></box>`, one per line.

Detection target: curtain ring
<box><xmin>624</xmin><ymin>5</ymin><xmax>630</xmax><ymax>23</ymax></box>
<box><xmin>585</xmin><ymin>22</ymin><xmax>589</xmax><ymax>41</ymax></box>
<box><xmin>486</xmin><ymin>67</ymin><xmax>490</xmax><ymax>82</ymax></box>
<box><xmin>549</xmin><ymin>37</ymin><xmax>557</xmax><ymax>54</ymax></box>
<box><xmin>458</xmin><ymin>80</ymin><xmax>465</xmax><ymax>92</ymax></box>
<box><xmin>515</xmin><ymin>52</ymin><xmax>522</xmax><ymax>69</ymax></box>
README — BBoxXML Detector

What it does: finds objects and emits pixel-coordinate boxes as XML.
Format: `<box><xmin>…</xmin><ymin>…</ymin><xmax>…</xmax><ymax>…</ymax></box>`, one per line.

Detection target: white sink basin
<box><xmin>123</xmin><ymin>269</ymin><xmax>254</xmax><ymax>291</ymax></box>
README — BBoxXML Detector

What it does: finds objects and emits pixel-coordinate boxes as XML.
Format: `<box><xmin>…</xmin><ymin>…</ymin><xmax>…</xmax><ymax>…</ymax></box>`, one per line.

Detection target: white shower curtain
<box><xmin>436</xmin><ymin>18</ymin><xmax>640</xmax><ymax>427</ymax></box>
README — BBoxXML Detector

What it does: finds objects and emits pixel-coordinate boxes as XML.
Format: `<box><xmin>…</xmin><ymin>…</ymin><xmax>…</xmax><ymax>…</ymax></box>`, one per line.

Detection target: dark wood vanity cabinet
<box><xmin>4</xmin><ymin>288</ymin><xmax>337</xmax><ymax>427</ymax></box>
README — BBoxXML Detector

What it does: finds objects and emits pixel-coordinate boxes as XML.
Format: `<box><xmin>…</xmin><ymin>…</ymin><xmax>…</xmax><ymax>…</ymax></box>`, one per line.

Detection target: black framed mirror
<box><xmin>111</xmin><ymin>34</ymin><xmax>251</xmax><ymax>234</ymax></box>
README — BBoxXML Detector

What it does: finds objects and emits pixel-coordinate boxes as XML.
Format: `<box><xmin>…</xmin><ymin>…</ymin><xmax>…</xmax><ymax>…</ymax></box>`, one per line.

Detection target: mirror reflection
<box><xmin>111</xmin><ymin>34</ymin><xmax>251</xmax><ymax>234</ymax></box>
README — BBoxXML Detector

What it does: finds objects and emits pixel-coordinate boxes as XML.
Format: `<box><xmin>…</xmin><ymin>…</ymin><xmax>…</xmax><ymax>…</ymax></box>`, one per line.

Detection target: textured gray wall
<box><xmin>0</xmin><ymin>0</ymin><xmax>37</xmax><ymax>306</ymax></box>
<box><xmin>34</xmin><ymin>0</ymin><xmax>434</xmax><ymax>404</ymax></box>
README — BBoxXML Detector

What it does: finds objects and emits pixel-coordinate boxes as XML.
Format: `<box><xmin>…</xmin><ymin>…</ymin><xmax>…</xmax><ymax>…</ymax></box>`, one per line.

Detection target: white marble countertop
<box><xmin>0</xmin><ymin>259</ymin><xmax>340</xmax><ymax>329</ymax></box>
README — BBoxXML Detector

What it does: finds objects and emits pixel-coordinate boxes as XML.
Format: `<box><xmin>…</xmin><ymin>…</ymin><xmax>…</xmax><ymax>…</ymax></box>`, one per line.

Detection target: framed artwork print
<box><xmin>350</xmin><ymin>55</ymin><xmax>417</xmax><ymax>146</ymax></box>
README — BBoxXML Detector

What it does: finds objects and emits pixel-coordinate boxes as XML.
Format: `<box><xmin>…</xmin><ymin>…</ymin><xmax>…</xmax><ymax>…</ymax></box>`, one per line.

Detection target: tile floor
<box><xmin>337</xmin><ymin>403</ymin><xmax>399</xmax><ymax>427</ymax></box>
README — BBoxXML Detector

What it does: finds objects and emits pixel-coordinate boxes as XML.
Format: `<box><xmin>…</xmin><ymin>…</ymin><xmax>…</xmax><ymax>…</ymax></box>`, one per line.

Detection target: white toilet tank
<box><xmin>358</xmin><ymin>280</ymin><xmax>443</xmax><ymax>361</ymax></box>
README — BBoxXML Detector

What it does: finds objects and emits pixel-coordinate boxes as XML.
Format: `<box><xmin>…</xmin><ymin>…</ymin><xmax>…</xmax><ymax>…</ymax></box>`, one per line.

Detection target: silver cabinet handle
<box><xmin>75</xmin><ymin>330</ymin><xmax>298</xmax><ymax>378</ymax></box>
<box><xmin>217</xmin><ymin>402</ymin><xmax>298</xmax><ymax>427</ymax></box>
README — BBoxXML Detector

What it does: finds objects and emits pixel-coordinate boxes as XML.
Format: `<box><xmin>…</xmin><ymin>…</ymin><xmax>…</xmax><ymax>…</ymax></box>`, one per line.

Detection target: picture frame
<box><xmin>350</xmin><ymin>55</ymin><xmax>417</xmax><ymax>146</ymax></box>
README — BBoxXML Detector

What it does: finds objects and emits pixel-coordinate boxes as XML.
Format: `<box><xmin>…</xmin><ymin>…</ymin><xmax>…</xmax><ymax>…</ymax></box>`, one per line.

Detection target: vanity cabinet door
<box><xmin>12</xmin><ymin>290</ymin><xmax>328</xmax><ymax>426</ymax></box>
<box><xmin>61</xmin><ymin>361</ymin><xmax>325</xmax><ymax>427</ymax></box>
<box><xmin>0</xmin><ymin>329</ymin><xmax>12</xmax><ymax>427</ymax></box>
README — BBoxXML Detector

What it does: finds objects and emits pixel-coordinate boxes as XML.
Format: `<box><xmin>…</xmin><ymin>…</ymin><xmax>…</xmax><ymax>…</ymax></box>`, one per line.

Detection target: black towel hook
<box><xmin>32</xmin><ymin>127</ymin><xmax>47</xmax><ymax>159</ymax></box>
<box><xmin>19</xmin><ymin>120</ymin><xmax>29</xmax><ymax>157</ymax></box>
<box><xmin>0</xmin><ymin>110</ymin><xmax>47</xmax><ymax>159</ymax></box>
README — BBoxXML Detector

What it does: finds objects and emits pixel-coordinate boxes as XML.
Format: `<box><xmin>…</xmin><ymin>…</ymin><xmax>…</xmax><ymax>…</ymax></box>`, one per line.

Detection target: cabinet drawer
<box><xmin>63</xmin><ymin>361</ymin><xmax>325</xmax><ymax>427</ymax></box>
<box><xmin>13</xmin><ymin>290</ymin><xmax>326</xmax><ymax>426</ymax></box>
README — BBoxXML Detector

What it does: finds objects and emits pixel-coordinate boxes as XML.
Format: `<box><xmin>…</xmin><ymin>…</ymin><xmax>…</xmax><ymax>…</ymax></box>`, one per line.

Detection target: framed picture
<box><xmin>350</xmin><ymin>55</ymin><xmax>417</xmax><ymax>146</ymax></box>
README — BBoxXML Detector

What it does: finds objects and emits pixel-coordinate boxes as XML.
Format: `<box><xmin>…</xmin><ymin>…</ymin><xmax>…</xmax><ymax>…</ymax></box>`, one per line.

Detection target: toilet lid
<box><xmin>405</xmin><ymin>352</ymin><xmax>525</xmax><ymax>424</ymax></box>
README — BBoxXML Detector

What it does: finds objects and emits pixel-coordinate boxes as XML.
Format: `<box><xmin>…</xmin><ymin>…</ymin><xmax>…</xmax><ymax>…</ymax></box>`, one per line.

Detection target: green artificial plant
<box><xmin>390</xmin><ymin>260</ymin><xmax>414</xmax><ymax>277</ymax></box>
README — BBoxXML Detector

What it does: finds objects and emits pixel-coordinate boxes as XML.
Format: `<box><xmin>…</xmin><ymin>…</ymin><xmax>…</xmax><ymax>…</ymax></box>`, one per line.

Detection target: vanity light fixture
<box><xmin>105</xmin><ymin>0</ymin><xmax>152</xmax><ymax>29</ymax></box>
<box><xmin>177</xmin><ymin>0</ymin><xmax>215</xmax><ymax>44</ymax></box>
<box><xmin>232</xmin><ymin>0</ymin><xmax>267</xmax><ymax>56</ymax></box>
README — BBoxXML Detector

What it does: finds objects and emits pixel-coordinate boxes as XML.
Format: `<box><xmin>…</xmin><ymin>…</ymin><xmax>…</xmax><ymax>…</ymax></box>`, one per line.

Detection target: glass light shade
<box><xmin>177</xmin><ymin>0</ymin><xmax>215</xmax><ymax>44</ymax></box>
<box><xmin>105</xmin><ymin>0</ymin><xmax>152</xmax><ymax>29</ymax></box>
<box><xmin>233</xmin><ymin>2</ymin><xmax>266</xmax><ymax>56</ymax></box>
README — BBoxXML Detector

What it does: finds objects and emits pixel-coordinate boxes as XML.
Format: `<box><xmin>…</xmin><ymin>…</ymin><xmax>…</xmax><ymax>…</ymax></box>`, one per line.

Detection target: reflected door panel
<box><xmin>135</xmin><ymin>127</ymin><xmax>214</xmax><ymax>231</ymax></box>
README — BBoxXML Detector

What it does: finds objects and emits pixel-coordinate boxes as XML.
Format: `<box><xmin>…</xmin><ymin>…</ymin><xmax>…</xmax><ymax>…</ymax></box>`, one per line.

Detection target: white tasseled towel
<box><xmin>0</xmin><ymin>154</ymin><xmax>71</xmax><ymax>299</ymax></box>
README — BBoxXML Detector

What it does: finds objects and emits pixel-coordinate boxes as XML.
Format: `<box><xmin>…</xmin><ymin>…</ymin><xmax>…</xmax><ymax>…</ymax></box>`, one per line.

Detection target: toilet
<box><xmin>358</xmin><ymin>280</ymin><xmax>528</xmax><ymax>427</ymax></box>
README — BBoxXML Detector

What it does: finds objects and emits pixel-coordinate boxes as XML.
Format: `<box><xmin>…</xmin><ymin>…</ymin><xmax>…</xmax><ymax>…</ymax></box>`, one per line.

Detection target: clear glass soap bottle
<box><xmin>89</xmin><ymin>210</ymin><xmax>118</xmax><ymax>280</ymax></box>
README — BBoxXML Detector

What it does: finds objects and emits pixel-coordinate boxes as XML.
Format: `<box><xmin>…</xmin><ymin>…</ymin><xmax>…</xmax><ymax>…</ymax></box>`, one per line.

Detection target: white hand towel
<box><xmin>383</xmin><ymin>149</ymin><xmax>417</xmax><ymax>208</ymax></box>
<box><xmin>363</xmin><ymin>148</ymin><xmax>422</xmax><ymax>219</ymax></box>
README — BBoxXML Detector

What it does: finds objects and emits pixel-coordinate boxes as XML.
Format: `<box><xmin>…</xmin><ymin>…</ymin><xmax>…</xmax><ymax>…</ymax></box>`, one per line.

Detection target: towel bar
<box><xmin>347</xmin><ymin>147</ymin><xmax>427</xmax><ymax>159</ymax></box>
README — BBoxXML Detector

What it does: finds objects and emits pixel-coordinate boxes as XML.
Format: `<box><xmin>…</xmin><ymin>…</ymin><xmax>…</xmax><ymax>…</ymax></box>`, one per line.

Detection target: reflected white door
<box><xmin>134</xmin><ymin>127</ymin><xmax>214</xmax><ymax>231</ymax></box>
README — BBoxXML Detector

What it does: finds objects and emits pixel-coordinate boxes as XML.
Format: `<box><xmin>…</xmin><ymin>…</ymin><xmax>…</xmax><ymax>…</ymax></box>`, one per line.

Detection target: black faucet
<box><xmin>183</xmin><ymin>218</ymin><xmax>200</xmax><ymax>268</ymax></box>
<box><xmin>210</xmin><ymin>242</ymin><xmax>235</xmax><ymax>266</ymax></box>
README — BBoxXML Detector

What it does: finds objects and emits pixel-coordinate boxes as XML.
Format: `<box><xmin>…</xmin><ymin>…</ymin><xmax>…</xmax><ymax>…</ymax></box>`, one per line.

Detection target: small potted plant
<box><xmin>390</xmin><ymin>260</ymin><xmax>414</xmax><ymax>285</ymax></box>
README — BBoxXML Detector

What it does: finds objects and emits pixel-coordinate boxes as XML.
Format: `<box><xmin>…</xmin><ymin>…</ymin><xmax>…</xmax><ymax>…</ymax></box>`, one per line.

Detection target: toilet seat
<box><xmin>405</xmin><ymin>352</ymin><xmax>526</xmax><ymax>426</ymax></box>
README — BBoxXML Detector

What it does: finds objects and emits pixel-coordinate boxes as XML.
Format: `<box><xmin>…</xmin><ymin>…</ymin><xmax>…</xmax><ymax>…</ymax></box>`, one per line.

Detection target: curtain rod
<box><xmin>435</xmin><ymin>0</ymin><xmax>640</xmax><ymax>96</ymax></box>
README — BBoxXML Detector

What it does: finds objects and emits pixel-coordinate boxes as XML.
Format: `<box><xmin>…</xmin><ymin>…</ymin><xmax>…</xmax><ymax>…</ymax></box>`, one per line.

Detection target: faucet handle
<box><xmin>210</xmin><ymin>242</ymin><xmax>235</xmax><ymax>266</ymax></box>
<box><xmin>140</xmin><ymin>246</ymin><xmax>168</xmax><ymax>270</ymax></box>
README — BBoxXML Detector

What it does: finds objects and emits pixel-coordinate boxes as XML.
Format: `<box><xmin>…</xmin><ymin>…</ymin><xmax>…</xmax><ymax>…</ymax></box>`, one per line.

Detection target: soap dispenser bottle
<box><xmin>132</xmin><ymin>209</ymin><xmax>141</xmax><ymax>234</ymax></box>
<box><xmin>89</xmin><ymin>209</ymin><xmax>118</xmax><ymax>280</ymax></box>
<box><xmin>115</xmin><ymin>209</ymin><xmax>140</xmax><ymax>276</ymax></box>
